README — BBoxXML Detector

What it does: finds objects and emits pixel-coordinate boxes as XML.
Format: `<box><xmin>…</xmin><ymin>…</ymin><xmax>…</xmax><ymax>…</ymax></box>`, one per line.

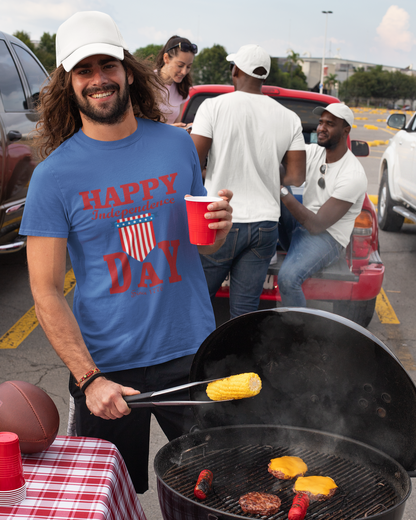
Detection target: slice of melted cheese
<box><xmin>294</xmin><ymin>476</ymin><xmax>338</xmax><ymax>496</ymax></box>
<box><xmin>269</xmin><ymin>456</ymin><xmax>308</xmax><ymax>478</ymax></box>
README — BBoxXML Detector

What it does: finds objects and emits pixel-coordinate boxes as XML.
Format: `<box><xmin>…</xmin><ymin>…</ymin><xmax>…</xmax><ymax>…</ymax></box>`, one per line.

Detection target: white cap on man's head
<box><xmin>226</xmin><ymin>44</ymin><xmax>271</xmax><ymax>79</ymax></box>
<box><xmin>56</xmin><ymin>11</ymin><xmax>129</xmax><ymax>72</ymax></box>
<box><xmin>313</xmin><ymin>103</ymin><xmax>354</xmax><ymax>127</ymax></box>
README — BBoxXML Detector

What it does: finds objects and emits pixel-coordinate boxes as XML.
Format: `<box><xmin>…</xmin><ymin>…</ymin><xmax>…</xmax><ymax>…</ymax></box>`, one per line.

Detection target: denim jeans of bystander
<box><xmin>201</xmin><ymin>221</ymin><xmax>279</xmax><ymax>319</ymax></box>
<box><xmin>278</xmin><ymin>222</ymin><xmax>344</xmax><ymax>307</ymax></box>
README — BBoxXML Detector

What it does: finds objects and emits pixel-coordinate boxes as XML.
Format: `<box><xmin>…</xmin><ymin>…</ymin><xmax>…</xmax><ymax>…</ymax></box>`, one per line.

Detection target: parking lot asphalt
<box><xmin>1</xmin><ymin>106</ymin><xmax>416</xmax><ymax>520</ymax></box>
<box><xmin>139</xmin><ymin>107</ymin><xmax>416</xmax><ymax>520</ymax></box>
<box><xmin>142</xmin><ymin>107</ymin><xmax>416</xmax><ymax>519</ymax></box>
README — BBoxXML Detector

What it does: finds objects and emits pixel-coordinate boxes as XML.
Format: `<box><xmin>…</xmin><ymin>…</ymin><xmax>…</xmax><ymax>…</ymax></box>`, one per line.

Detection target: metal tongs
<box><xmin>124</xmin><ymin>377</ymin><xmax>232</xmax><ymax>407</ymax></box>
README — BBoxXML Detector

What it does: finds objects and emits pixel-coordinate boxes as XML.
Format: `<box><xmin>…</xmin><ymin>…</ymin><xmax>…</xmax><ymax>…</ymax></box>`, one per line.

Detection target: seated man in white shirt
<box><xmin>278</xmin><ymin>103</ymin><xmax>368</xmax><ymax>307</ymax></box>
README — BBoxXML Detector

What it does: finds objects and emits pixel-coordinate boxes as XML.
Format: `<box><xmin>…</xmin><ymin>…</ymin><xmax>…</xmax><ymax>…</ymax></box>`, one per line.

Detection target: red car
<box><xmin>182</xmin><ymin>85</ymin><xmax>384</xmax><ymax>328</ymax></box>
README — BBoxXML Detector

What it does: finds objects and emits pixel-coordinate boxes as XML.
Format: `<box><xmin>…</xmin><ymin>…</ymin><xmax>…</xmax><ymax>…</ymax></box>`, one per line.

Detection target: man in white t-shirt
<box><xmin>191</xmin><ymin>44</ymin><xmax>306</xmax><ymax>318</ymax></box>
<box><xmin>278</xmin><ymin>103</ymin><xmax>368</xmax><ymax>307</ymax></box>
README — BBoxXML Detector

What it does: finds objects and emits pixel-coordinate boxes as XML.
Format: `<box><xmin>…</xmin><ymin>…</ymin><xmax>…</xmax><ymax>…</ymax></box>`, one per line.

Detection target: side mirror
<box><xmin>387</xmin><ymin>113</ymin><xmax>406</xmax><ymax>130</ymax></box>
<box><xmin>351</xmin><ymin>140</ymin><xmax>369</xmax><ymax>157</ymax></box>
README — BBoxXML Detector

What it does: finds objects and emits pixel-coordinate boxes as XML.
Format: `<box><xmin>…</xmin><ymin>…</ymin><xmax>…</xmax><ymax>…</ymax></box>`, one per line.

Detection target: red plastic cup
<box><xmin>185</xmin><ymin>196</ymin><xmax>222</xmax><ymax>245</ymax></box>
<box><xmin>0</xmin><ymin>432</ymin><xmax>25</xmax><ymax>492</ymax></box>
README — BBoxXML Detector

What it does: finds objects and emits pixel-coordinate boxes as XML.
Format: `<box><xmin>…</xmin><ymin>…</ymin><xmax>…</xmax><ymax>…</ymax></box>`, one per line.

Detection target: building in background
<box><xmin>274</xmin><ymin>56</ymin><xmax>415</xmax><ymax>95</ymax></box>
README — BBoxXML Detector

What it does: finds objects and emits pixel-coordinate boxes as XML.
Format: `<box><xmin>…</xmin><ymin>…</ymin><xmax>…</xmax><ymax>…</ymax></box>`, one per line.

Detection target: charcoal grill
<box><xmin>155</xmin><ymin>309</ymin><xmax>416</xmax><ymax>520</ymax></box>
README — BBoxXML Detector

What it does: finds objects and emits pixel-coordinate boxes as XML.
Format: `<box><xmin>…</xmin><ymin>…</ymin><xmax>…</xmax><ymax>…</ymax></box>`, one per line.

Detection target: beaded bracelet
<box><xmin>80</xmin><ymin>372</ymin><xmax>106</xmax><ymax>394</ymax></box>
<box><xmin>76</xmin><ymin>367</ymin><xmax>100</xmax><ymax>387</ymax></box>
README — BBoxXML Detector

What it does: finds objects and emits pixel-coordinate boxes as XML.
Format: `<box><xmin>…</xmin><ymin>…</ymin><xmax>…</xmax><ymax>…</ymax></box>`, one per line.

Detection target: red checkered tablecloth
<box><xmin>0</xmin><ymin>436</ymin><xmax>148</xmax><ymax>520</ymax></box>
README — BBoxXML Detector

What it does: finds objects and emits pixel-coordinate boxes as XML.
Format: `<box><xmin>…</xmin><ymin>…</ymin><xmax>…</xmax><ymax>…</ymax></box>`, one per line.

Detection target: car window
<box><xmin>272</xmin><ymin>98</ymin><xmax>328</xmax><ymax>144</ymax></box>
<box><xmin>0</xmin><ymin>40</ymin><xmax>27</xmax><ymax>111</ymax></box>
<box><xmin>12</xmin><ymin>44</ymin><xmax>47</xmax><ymax>108</ymax></box>
<box><xmin>273</xmin><ymin>99</ymin><xmax>326</xmax><ymax>127</ymax></box>
<box><xmin>184</xmin><ymin>93</ymin><xmax>327</xmax><ymax>144</ymax></box>
<box><xmin>409</xmin><ymin>114</ymin><xmax>416</xmax><ymax>132</ymax></box>
<box><xmin>182</xmin><ymin>93</ymin><xmax>219</xmax><ymax>124</ymax></box>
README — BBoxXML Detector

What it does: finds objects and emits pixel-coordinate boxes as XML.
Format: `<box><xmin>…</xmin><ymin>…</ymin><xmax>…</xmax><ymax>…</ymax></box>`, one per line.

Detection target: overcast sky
<box><xmin>2</xmin><ymin>1</ymin><xmax>416</xmax><ymax>69</ymax></box>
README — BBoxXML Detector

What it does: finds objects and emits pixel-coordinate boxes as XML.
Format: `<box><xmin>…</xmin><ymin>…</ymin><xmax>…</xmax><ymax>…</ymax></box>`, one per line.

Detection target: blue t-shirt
<box><xmin>20</xmin><ymin>118</ymin><xmax>215</xmax><ymax>372</ymax></box>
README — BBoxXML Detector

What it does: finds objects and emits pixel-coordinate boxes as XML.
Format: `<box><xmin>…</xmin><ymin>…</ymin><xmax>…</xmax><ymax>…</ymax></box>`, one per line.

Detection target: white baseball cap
<box><xmin>313</xmin><ymin>103</ymin><xmax>354</xmax><ymax>127</ymax></box>
<box><xmin>226</xmin><ymin>44</ymin><xmax>271</xmax><ymax>79</ymax></box>
<box><xmin>56</xmin><ymin>11</ymin><xmax>129</xmax><ymax>72</ymax></box>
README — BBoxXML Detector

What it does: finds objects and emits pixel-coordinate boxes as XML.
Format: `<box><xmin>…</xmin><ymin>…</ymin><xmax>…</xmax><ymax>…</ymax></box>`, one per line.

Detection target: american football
<box><xmin>0</xmin><ymin>380</ymin><xmax>60</xmax><ymax>453</ymax></box>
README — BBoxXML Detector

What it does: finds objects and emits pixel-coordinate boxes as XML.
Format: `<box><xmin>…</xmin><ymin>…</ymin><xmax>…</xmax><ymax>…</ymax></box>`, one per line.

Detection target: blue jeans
<box><xmin>200</xmin><ymin>221</ymin><xmax>279</xmax><ymax>319</ymax></box>
<box><xmin>278</xmin><ymin>223</ymin><xmax>344</xmax><ymax>307</ymax></box>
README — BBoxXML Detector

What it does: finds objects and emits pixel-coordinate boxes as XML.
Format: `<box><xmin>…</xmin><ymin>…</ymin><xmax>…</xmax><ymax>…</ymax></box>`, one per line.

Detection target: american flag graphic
<box><xmin>115</xmin><ymin>213</ymin><xmax>156</xmax><ymax>261</ymax></box>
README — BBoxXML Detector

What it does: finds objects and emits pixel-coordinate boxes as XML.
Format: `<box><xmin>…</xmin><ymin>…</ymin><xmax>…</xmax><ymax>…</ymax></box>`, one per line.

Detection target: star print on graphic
<box><xmin>115</xmin><ymin>213</ymin><xmax>156</xmax><ymax>261</ymax></box>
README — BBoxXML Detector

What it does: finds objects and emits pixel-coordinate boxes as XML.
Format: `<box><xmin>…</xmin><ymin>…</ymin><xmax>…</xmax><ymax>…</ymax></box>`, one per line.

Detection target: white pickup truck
<box><xmin>183</xmin><ymin>85</ymin><xmax>384</xmax><ymax>328</ymax></box>
<box><xmin>378</xmin><ymin>112</ymin><xmax>416</xmax><ymax>231</ymax></box>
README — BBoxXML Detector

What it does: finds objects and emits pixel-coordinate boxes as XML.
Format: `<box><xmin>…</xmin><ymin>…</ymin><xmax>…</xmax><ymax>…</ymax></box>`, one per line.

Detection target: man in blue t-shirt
<box><xmin>20</xmin><ymin>11</ymin><xmax>232</xmax><ymax>493</ymax></box>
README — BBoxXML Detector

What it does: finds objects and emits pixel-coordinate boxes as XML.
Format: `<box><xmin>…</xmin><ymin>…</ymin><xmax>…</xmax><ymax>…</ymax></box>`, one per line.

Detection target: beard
<box><xmin>318</xmin><ymin>131</ymin><xmax>342</xmax><ymax>150</ymax></box>
<box><xmin>73</xmin><ymin>74</ymin><xmax>131</xmax><ymax>125</ymax></box>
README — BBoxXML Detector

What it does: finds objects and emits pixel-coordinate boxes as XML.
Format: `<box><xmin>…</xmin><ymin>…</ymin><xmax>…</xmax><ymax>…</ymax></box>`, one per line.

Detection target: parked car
<box><xmin>0</xmin><ymin>31</ymin><xmax>48</xmax><ymax>253</ymax></box>
<box><xmin>378</xmin><ymin>112</ymin><xmax>416</xmax><ymax>231</ymax></box>
<box><xmin>182</xmin><ymin>85</ymin><xmax>384</xmax><ymax>328</ymax></box>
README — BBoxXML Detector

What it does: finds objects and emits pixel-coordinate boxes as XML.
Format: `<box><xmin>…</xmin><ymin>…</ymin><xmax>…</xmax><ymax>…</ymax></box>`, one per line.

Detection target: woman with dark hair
<box><xmin>155</xmin><ymin>35</ymin><xmax>198</xmax><ymax>126</ymax></box>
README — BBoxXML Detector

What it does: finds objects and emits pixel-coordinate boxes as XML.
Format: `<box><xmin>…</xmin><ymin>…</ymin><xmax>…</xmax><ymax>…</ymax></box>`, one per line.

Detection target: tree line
<box><xmin>14</xmin><ymin>31</ymin><xmax>56</xmax><ymax>73</ymax></box>
<box><xmin>15</xmin><ymin>29</ymin><xmax>308</xmax><ymax>90</ymax></box>
<box><xmin>135</xmin><ymin>44</ymin><xmax>308</xmax><ymax>89</ymax></box>
<box><xmin>13</xmin><ymin>30</ymin><xmax>416</xmax><ymax>107</ymax></box>
<box><xmin>339</xmin><ymin>65</ymin><xmax>416</xmax><ymax>107</ymax></box>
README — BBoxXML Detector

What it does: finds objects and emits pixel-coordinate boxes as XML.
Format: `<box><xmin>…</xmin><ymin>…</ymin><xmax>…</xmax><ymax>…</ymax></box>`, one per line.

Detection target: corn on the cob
<box><xmin>206</xmin><ymin>373</ymin><xmax>262</xmax><ymax>401</ymax></box>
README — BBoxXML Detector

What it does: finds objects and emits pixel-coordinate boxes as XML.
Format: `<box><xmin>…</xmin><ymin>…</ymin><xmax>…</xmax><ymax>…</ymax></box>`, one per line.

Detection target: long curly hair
<box><xmin>34</xmin><ymin>51</ymin><xmax>166</xmax><ymax>159</ymax></box>
<box><xmin>155</xmin><ymin>35</ymin><xmax>195</xmax><ymax>99</ymax></box>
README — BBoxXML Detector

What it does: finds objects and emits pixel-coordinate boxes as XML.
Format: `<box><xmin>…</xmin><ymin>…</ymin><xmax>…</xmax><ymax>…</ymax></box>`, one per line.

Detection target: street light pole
<box><xmin>320</xmin><ymin>10</ymin><xmax>333</xmax><ymax>94</ymax></box>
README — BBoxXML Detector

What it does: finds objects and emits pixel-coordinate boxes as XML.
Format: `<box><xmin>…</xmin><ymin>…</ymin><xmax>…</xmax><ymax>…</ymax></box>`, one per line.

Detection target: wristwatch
<box><xmin>280</xmin><ymin>186</ymin><xmax>289</xmax><ymax>198</ymax></box>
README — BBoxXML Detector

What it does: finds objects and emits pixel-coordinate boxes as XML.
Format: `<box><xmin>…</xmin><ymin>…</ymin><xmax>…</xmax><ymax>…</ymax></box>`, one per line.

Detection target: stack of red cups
<box><xmin>0</xmin><ymin>432</ymin><xmax>26</xmax><ymax>506</ymax></box>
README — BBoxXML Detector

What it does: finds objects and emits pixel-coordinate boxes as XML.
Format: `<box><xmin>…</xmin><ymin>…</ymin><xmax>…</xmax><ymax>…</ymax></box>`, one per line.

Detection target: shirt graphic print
<box><xmin>115</xmin><ymin>213</ymin><xmax>156</xmax><ymax>261</ymax></box>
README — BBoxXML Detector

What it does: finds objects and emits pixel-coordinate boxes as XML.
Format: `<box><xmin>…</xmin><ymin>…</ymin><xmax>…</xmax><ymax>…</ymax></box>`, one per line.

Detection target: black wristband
<box><xmin>81</xmin><ymin>372</ymin><xmax>107</xmax><ymax>394</ymax></box>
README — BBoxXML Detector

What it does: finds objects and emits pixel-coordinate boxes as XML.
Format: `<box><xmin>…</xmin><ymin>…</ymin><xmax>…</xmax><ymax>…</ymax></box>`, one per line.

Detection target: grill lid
<box><xmin>189</xmin><ymin>308</ymin><xmax>416</xmax><ymax>471</ymax></box>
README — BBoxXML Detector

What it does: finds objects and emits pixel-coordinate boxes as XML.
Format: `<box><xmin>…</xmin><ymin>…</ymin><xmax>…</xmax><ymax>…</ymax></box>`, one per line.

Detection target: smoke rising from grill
<box><xmin>156</xmin><ymin>309</ymin><xmax>416</xmax><ymax>520</ymax></box>
<box><xmin>189</xmin><ymin>309</ymin><xmax>416</xmax><ymax>470</ymax></box>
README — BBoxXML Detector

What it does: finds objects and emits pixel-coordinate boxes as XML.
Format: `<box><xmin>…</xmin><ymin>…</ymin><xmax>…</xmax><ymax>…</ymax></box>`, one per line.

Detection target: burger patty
<box><xmin>293</xmin><ymin>476</ymin><xmax>338</xmax><ymax>502</ymax></box>
<box><xmin>239</xmin><ymin>492</ymin><xmax>282</xmax><ymax>516</ymax></box>
<box><xmin>293</xmin><ymin>486</ymin><xmax>337</xmax><ymax>502</ymax></box>
<box><xmin>267</xmin><ymin>456</ymin><xmax>307</xmax><ymax>480</ymax></box>
<box><xmin>268</xmin><ymin>467</ymin><xmax>305</xmax><ymax>480</ymax></box>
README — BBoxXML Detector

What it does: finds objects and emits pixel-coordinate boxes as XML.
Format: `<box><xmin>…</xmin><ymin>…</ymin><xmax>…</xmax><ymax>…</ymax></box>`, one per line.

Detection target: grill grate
<box><xmin>162</xmin><ymin>443</ymin><xmax>398</xmax><ymax>519</ymax></box>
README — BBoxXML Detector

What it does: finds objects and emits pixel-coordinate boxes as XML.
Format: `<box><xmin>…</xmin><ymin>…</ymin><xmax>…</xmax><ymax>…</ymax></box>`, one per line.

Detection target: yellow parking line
<box><xmin>376</xmin><ymin>288</ymin><xmax>400</xmax><ymax>324</ymax></box>
<box><xmin>0</xmin><ymin>241</ymin><xmax>402</xmax><ymax>343</ymax></box>
<box><xmin>0</xmin><ymin>269</ymin><xmax>76</xmax><ymax>349</ymax></box>
<box><xmin>368</xmin><ymin>194</ymin><xmax>403</xmax><ymax>325</ymax></box>
<box><xmin>381</xmin><ymin>127</ymin><xmax>398</xmax><ymax>136</ymax></box>
<box><xmin>369</xmin><ymin>193</ymin><xmax>401</xmax><ymax>324</ymax></box>
<box><xmin>368</xmin><ymin>194</ymin><xmax>413</xmax><ymax>224</ymax></box>
<box><xmin>367</xmin><ymin>140</ymin><xmax>389</xmax><ymax>147</ymax></box>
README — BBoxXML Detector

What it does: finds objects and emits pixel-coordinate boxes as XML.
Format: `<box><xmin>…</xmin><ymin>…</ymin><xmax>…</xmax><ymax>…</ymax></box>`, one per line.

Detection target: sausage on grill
<box><xmin>194</xmin><ymin>469</ymin><xmax>213</xmax><ymax>500</ymax></box>
<box><xmin>288</xmin><ymin>493</ymin><xmax>310</xmax><ymax>520</ymax></box>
